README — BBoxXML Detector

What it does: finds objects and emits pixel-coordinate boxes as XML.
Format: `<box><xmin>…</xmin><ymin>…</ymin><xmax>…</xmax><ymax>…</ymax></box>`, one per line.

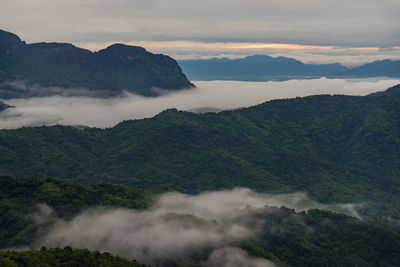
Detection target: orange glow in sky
<box><xmin>231</xmin><ymin>43</ymin><xmax>336</xmax><ymax>50</ymax></box>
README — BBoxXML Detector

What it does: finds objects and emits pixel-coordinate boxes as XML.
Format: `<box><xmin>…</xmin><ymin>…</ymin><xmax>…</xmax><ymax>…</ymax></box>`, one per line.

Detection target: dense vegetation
<box><xmin>0</xmin><ymin>175</ymin><xmax>150</xmax><ymax>248</ymax></box>
<box><xmin>0</xmin><ymin>29</ymin><xmax>193</xmax><ymax>98</ymax></box>
<box><xmin>179</xmin><ymin>55</ymin><xmax>400</xmax><ymax>81</ymax></box>
<box><xmin>2</xmin><ymin>175</ymin><xmax>400</xmax><ymax>266</ymax></box>
<box><xmin>0</xmin><ymin>247</ymin><xmax>143</xmax><ymax>267</ymax></box>
<box><xmin>148</xmin><ymin>208</ymin><xmax>400</xmax><ymax>266</ymax></box>
<box><xmin>241</xmin><ymin>208</ymin><xmax>400</xmax><ymax>267</ymax></box>
<box><xmin>1</xmin><ymin>85</ymin><xmax>400</xmax><ymax>216</ymax></box>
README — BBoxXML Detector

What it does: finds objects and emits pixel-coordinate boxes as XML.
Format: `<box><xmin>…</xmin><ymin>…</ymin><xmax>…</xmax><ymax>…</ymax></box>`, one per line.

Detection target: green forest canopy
<box><xmin>0</xmin><ymin>85</ymin><xmax>400</xmax><ymax>216</ymax></box>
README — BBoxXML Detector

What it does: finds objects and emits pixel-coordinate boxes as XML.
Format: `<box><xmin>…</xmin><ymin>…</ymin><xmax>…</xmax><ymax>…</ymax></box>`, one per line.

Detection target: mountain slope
<box><xmin>338</xmin><ymin>59</ymin><xmax>400</xmax><ymax>78</ymax></box>
<box><xmin>2</xmin><ymin>177</ymin><xmax>400</xmax><ymax>267</ymax></box>
<box><xmin>0</xmin><ymin>29</ymin><xmax>194</xmax><ymax>98</ymax></box>
<box><xmin>0</xmin><ymin>85</ymin><xmax>400</xmax><ymax>215</ymax></box>
<box><xmin>0</xmin><ymin>175</ymin><xmax>150</xmax><ymax>248</ymax></box>
<box><xmin>178</xmin><ymin>55</ymin><xmax>400</xmax><ymax>81</ymax></box>
<box><xmin>179</xmin><ymin>55</ymin><xmax>349</xmax><ymax>81</ymax></box>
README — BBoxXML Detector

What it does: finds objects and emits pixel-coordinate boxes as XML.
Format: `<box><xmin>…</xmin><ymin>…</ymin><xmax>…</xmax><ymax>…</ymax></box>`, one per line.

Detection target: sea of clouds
<box><xmin>33</xmin><ymin>188</ymin><xmax>361</xmax><ymax>266</ymax></box>
<box><xmin>0</xmin><ymin>78</ymin><xmax>399</xmax><ymax>129</ymax></box>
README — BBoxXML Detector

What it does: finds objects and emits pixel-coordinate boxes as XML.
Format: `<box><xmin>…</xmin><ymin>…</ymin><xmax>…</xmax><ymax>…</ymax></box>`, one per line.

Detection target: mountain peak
<box><xmin>98</xmin><ymin>43</ymin><xmax>147</xmax><ymax>56</ymax></box>
<box><xmin>243</xmin><ymin>54</ymin><xmax>274</xmax><ymax>61</ymax></box>
<box><xmin>0</xmin><ymin>29</ymin><xmax>25</xmax><ymax>51</ymax></box>
<box><xmin>0</xmin><ymin>29</ymin><xmax>194</xmax><ymax>97</ymax></box>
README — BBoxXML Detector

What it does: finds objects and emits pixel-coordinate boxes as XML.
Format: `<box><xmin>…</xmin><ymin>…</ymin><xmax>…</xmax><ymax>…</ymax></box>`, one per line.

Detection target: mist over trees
<box><xmin>1</xmin><ymin>85</ymin><xmax>400</xmax><ymax>217</ymax></box>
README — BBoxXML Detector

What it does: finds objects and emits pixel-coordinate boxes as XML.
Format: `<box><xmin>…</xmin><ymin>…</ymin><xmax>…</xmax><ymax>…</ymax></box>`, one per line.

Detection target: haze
<box><xmin>0</xmin><ymin>78</ymin><xmax>399</xmax><ymax>129</ymax></box>
<box><xmin>36</xmin><ymin>188</ymin><xmax>360</xmax><ymax>266</ymax></box>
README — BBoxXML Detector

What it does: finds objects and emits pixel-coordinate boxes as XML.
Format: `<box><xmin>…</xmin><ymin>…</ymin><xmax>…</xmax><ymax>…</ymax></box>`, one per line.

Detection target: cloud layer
<box><xmin>1</xmin><ymin>78</ymin><xmax>399</xmax><ymax>129</ymax></box>
<box><xmin>36</xmin><ymin>188</ymin><xmax>360</xmax><ymax>266</ymax></box>
<box><xmin>1</xmin><ymin>0</ymin><xmax>399</xmax><ymax>47</ymax></box>
<box><xmin>1</xmin><ymin>0</ymin><xmax>399</xmax><ymax>64</ymax></box>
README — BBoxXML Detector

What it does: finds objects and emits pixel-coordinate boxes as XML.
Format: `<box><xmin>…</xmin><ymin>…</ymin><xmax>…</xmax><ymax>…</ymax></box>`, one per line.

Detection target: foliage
<box><xmin>0</xmin><ymin>247</ymin><xmax>144</xmax><ymax>267</ymax></box>
<box><xmin>178</xmin><ymin>55</ymin><xmax>349</xmax><ymax>81</ymax></box>
<box><xmin>242</xmin><ymin>208</ymin><xmax>400</xmax><ymax>267</ymax></box>
<box><xmin>2</xmin><ymin>175</ymin><xmax>400</xmax><ymax>266</ymax></box>
<box><xmin>0</xmin><ymin>175</ymin><xmax>151</xmax><ymax>248</ymax></box>
<box><xmin>1</xmin><ymin>86</ymin><xmax>400</xmax><ymax>216</ymax></box>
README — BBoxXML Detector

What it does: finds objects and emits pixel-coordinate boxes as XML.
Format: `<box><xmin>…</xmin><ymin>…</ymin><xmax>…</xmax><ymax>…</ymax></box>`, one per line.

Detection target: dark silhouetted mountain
<box><xmin>0</xmin><ymin>100</ymin><xmax>11</xmax><ymax>112</ymax></box>
<box><xmin>1</xmin><ymin>85</ymin><xmax>400</xmax><ymax>216</ymax></box>
<box><xmin>0</xmin><ymin>29</ymin><xmax>194</xmax><ymax>98</ymax></box>
<box><xmin>336</xmin><ymin>59</ymin><xmax>400</xmax><ymax>78</ymax></box>
<box><xmin>178</xmin><ymin>55</ymin><xmax>400</xmax><ymax>81</ymax></box>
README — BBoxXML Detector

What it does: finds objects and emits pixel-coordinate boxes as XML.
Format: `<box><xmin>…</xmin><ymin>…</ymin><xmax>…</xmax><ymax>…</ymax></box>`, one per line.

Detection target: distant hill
<box><xmin>178</xmin><ymin>55</ymin><xmax>400</xmax><ymax>81</ymax></box>
<box><xmin>0</xmin><ymin>29</ymin><xmax>194</xmax><ymax>98</ymax></box>
<box><xmin>337</xmin><ymin>59</ymin><xmax>400</xmax><ymax>78</ymax></box>
<box><xmin>1</xmin><ymin>85</ymin><xmax>400</xmax><ymax>217</ymax></box>
<box><xmin>0</xmin><ymin>100</ymin><xmax>11</xmax><ymax>112</ymax></box>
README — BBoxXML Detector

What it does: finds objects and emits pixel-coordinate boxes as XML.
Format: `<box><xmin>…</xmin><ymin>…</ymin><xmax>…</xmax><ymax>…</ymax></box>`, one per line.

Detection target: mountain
<box><xmin>2</xmin><ymin>176</ymin><xmax>400</xmax><ymax>266</ymax></box>
<box><xmin>0</xmin><ymin>100</ymin><xmax>11</xmax><ymax>112</ymax></box>
<box><xmin>336</xmin><ymin>59</ymin><xmax>400</xmax><ymax>78</ymax></box>
<box><xmin>1</xmin><ymin>85</ymin><xmax>400</xmax><ymax>216</ymax></box>
<box><xmin>0</xmin><ymin>175</ymin><xmax>150</xmax><ymax>248</ymax></box>
<box><xmin>178</xmin><ymin>55</ymin><xmax>400</xmax><ymax>81</ymax></box>
<box><xmin>0</xmin><ymin>29</ymin><xmax>194</xmax><ymax>98</ymax></box>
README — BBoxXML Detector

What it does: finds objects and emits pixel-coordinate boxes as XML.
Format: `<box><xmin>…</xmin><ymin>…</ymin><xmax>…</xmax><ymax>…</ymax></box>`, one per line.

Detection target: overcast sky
<box><xmin>1</xmin><ymin>0</ymin><xmax>399</xmax><ymax>65</ymax></box>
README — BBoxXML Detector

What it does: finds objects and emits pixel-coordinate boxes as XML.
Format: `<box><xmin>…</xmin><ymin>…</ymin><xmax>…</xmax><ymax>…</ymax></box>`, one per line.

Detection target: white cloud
<box><xmin>0</xmin><ymin>0</ymin><xmax>398</xmax><ymax>48</ymax></box>
<box><xmin>207</xmin><ymin>247</ymin><xmax>276</xmax><ymax>267</ymax></box>
<box><xmin>0</xmin><ymin>78</ymin><xmax>399</xmax><ymax>129</ymax></box>
<box><xmin>36</xmin><ymin>188</ymin><xmax>359</xmax><ymax>265</ymax></box>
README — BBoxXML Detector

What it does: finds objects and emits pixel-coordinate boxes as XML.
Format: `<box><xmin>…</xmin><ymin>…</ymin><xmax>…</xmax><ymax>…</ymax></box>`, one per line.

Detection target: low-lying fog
<box><xmin>0</xmin><ymin>78</ymin><xmax>399</xmax><ymax>129</ymax></box>
<box><xmin>34</xmin><ymin>188</ymin><xmax>361</xmax><ymax>266</ymax></box>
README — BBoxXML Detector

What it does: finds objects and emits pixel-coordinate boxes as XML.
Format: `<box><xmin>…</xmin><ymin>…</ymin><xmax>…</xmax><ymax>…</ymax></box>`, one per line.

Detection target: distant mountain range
<box><xmin>0</xmin><ymin>29</ymin><xmax>194</xmax><ymax>98</ymax></box>
<box><xmin>178</xmin><ymin>55</ymin><xmax>400</xmax><ymax>81</ymax></box>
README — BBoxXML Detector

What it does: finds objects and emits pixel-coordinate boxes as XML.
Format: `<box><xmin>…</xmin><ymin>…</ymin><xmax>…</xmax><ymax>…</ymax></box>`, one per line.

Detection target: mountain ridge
<box><xmin>178</xmin><ymin>55</ymin><xmax>400</xmax><ymax>81</ymax></box>
<box><xmin>1</xmin><ymin>85</ymin><xmax>400</xmax><ymax>216</ymax></box>
<box><xmin>0</xmin><ymin>29</ymin><xmax>194</xmax><ymax>98</ymax></box>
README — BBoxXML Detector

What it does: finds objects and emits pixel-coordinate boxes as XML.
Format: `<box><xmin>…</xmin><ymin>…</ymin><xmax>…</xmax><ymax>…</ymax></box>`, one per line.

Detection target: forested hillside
<box><xmin>2</xmin><ymin>176</ymin><xmax>400</xmax><ymax>267</ymax></box>
<box><xmin>1</xmin><ymin>85</ymin><xmax>400</xmax><ymax>216</ymax></box>
<box><xmin>0</xmin><ymin>247</ymin><xmax>144</xmax><ymax>267</ymax></box>
<box><xmin>0</xmin><ymin>175</ymin><xmax>150</xmax><ymax>248</ymax></box>
<box><xmin>241</xmin><ymin>208</ymin><xmax>400</xmax><ymax>267</ymax></box>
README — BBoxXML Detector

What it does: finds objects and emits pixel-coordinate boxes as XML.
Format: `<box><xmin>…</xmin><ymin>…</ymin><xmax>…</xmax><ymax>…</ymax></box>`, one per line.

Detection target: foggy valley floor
<box><xmin>0</xmin><ymin>78</ymin><xmax>399</xmax><ymax>129</ymax></box>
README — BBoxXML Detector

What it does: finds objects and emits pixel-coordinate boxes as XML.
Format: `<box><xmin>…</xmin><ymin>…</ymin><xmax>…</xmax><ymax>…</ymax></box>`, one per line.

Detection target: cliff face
<box><xmin>0</xmin><ymin>30</ymin><xmax>194</xmax><ymax>98</ymax></box>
